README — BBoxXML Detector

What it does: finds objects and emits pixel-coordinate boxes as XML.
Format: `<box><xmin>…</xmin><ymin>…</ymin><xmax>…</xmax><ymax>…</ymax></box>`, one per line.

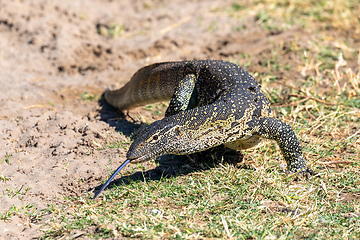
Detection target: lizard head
<box><xmin>127</xmin><ymin>120</ymin><xmax>189</xmax><ymax>163</ymax></box>
<box><xmin>93</xmin><ymin>119</ymin><xmax>189</xmax><ymax>199</ymax></box>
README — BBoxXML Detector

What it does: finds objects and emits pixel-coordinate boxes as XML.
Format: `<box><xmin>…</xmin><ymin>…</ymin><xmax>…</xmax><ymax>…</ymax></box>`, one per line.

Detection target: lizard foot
<box><xmin>285</xmin><ymin>166</ymin><xmax>318</xmax><ymax>180</ymax></box>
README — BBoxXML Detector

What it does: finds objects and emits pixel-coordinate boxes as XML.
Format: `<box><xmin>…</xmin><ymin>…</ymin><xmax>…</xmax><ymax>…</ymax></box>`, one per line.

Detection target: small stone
<box><xmin>150</xmin><ymin>209</ymin><xmax>161</xmax><ymax>215</ymax></box>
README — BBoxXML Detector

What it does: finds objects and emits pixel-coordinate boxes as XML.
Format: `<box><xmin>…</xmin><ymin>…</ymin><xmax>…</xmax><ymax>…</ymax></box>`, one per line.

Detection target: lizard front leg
<box><xmin>165</xmin><ymin>74</ymin><xmax>197</xmax><ymax>117</ymax></box>
<box><xmin>257</xmin><ymin>117</ymin><xmax>314</xmax><ymax>174</ymax></box>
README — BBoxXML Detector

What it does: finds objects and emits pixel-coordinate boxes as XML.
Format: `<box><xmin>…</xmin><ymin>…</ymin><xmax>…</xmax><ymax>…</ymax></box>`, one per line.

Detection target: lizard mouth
<box><xmin>127</xmin><ymin>148</ymin><xmax>164</xmax><ymax>163</ymax></box>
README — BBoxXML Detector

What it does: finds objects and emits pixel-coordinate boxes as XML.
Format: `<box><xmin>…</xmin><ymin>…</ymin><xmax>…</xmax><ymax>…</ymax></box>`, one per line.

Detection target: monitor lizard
<box><xmin>94</xmin><ymin>60</ymin><xmax>314</xmax><ymax>199</ymax></box>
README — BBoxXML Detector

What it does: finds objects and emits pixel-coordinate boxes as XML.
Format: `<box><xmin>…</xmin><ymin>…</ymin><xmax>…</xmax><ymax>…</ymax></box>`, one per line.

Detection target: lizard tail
<box><xmin>104</xmin><ymin>62</ymin><xmax>182</xmax><ymax>110</ymax></box>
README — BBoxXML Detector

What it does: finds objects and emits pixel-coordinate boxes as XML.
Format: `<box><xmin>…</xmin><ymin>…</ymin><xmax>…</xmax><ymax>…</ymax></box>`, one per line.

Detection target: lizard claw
<box><xmin>285</xmin><ymin>166</ymin><xmax>318</xmax><ymax>180</ymax></box>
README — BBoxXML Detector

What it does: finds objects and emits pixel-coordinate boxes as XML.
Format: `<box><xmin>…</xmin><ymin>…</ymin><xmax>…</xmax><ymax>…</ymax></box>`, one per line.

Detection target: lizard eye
<box><xmin>145</xmin><ymin>134</ymin><xmax>160</xmax><ymax>143</ymax></box>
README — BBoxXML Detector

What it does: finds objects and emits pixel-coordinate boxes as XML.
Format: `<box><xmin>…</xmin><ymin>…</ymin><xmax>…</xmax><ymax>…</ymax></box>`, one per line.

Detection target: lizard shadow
<box><xmin>114</xmin><ymin>146</ymin><xmax>247</xmax><ymax>185</ymax></box>
<box><xmin>95</xmin><ymin>96</ymin><xmax>251</xmax><ymax>194</ymax></box>
<box><xmin>98</xmin><ymin>94</ymin><xmax>140</xmax><ymax>137</ymax></box>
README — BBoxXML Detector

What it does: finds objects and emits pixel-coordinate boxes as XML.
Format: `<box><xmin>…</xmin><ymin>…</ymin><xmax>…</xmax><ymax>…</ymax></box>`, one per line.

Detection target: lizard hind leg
<box><xmin>165</xmin><ymin>74</ymin><xmax>197</xmax><ymax>117</ymax></box>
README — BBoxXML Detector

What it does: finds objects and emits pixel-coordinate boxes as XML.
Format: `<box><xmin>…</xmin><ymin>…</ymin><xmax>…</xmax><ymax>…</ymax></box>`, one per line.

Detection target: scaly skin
<box><xmin>94</xmin><ymin>60</ymin><xmax>313</xmax><ymax>199</ymax></box>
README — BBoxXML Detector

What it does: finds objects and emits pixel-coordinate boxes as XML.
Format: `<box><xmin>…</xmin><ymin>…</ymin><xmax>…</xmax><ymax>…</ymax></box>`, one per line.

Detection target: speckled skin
<box><xmin>105</xmin><ymin>60</ymin><xmax>312</xmax><ymax>173</ymax></box>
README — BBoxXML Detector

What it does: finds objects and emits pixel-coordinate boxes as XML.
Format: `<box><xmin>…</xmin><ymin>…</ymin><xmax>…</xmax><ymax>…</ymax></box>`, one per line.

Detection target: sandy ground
<box><xmin>0</xmin><ymin>0</ymin><xmax>326</xmax><ymax>238</ymax></box>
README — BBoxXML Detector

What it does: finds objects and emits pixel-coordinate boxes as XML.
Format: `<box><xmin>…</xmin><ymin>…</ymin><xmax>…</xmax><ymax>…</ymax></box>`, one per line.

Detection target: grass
<box><xmin>97</xmin><ymin>23</ymin><xmax>124</xmax><ymax>38</ymax></box>
<box><xmin>39</xmin><ymin>163</ymin><xmax>359</xmax><ymax>238</ymax></box>
<box><xmin>1</xmin><ymin>152</ymin><xmax>11</xmax><ymax>164</ymax></box>
<box><xmin>80</xmin><ymin>91</ymin><xmax>98</xmax><ymax>101</ymax></box>
<box><xmin>229</xmin><ymin>0</ymin><xmax>360</xmax><ymax>35</ymax></box>
<box><xmin>2</xmin><ymin>0</ymin><xmax>359</xmax><ymax>239</ymax></box>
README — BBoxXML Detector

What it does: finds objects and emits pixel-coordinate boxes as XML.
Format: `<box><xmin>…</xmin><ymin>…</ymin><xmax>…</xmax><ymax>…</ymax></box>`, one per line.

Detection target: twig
<box><xmin>221</xmin><ymin>215</ymin><xmax>231</xmax><ymax>238</ymax></box>
<box><xmin>289</xmin><ymin>94</ymin><xmax>337</xmax><ymax>105</ymax></box>
<box><xmin>23</xmin><ymin>104</ymin><xmax>48</xmax><ymax>109</ymax></box>
<box><xmin>317</xmin><ymin>161</ymin><xmax>354</xmax><ymax>165</ymax></box>
<box><xmin>274</xmin><ymin>94</ymin><xmax>336</xmax><ymax>107</ymax></box>
<box><xmin>273</xmin><ymin>97</ymin><xmax>309</xmax><ymax>107</ymax></box>
<box><xmin>159</xmin><ymin>16</ymin><xmax>191</xmax><ymax>34</ymax></box>
<box><xmin>346</xmin><ymin>129</ymin><xmax>360</xmax><ymax>140</ymax></box>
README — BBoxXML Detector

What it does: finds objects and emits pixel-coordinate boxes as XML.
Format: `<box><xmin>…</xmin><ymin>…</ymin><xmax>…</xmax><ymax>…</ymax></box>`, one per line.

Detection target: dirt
<box><xmin>0</xmin><ymin>0</ymin><xmax>347</xmax><ymax>238</ymax></box>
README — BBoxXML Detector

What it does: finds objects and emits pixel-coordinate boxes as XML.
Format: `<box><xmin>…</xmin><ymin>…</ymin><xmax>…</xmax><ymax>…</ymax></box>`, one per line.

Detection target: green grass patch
<box><xmin>80</xmin><ymin>92</ymin><xmax>98</xmax><ymax>101</ymax></box>
<box><xmin>39</xmin><ymin>164</ymin><xmax>359</xmax><ymax>238</ymax></box>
